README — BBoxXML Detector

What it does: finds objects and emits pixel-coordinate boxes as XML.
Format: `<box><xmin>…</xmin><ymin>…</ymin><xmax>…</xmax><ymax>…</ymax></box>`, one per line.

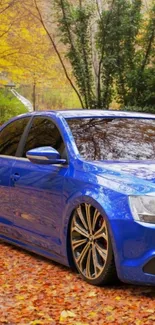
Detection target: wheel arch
<box><xmin>61</xmin><ymin>190</ymin><xmax>117</xmax><ymax>268</ymax></box>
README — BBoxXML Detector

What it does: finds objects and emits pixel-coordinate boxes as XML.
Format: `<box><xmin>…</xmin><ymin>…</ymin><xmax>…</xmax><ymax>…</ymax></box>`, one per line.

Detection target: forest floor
<box><xmin>0</xmin><ymin>243</ymin><xmax>155</xmax><ymax>325</ymax></box>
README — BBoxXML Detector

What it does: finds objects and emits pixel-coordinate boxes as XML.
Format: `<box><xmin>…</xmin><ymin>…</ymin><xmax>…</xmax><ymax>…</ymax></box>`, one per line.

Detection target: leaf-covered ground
<box><xmin>0</xmin><ymin>243</ymin><xmax>155</xmax><ymax>325</ymax></box>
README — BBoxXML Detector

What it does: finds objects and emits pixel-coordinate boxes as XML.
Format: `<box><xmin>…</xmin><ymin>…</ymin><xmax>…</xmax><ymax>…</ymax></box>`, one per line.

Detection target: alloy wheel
<box><xmin>71</xmin><ymin>204</ymin><xmax>109</xmax><ymax>280</ymax></box>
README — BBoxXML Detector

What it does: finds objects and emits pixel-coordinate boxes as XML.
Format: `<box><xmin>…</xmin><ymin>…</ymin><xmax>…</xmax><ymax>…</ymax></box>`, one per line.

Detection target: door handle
<box><xmin>11</xmin><ymin>173</ymin><xmax>20</xmax><ymax>182</ymax></box>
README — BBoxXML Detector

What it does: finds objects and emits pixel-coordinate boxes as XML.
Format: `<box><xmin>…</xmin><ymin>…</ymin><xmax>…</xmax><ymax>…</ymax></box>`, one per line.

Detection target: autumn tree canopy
<box><xmin>0</xmin><ymin>0</ymin><xmax>79</xmax><ymax>110</ymax></box>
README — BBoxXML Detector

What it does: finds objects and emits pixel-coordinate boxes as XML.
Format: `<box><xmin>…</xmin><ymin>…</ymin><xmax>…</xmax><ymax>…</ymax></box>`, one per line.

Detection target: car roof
<box><xmin>57</xmin><ymin>109</ymin><xmax>155</xmax><ymax>119</ymax></box>
<box><xmin>8</xmin><ymin>109</ymin><xmax>155</xmax><ymax>122</ymax></box>
<box><xmin>29</xmin><ymin>109</ymin><xmax>155</xmax><ymax>120</ymax></box>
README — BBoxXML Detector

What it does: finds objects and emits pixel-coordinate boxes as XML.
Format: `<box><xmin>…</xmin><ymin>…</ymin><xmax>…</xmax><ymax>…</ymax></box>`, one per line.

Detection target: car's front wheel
<box><xmin>70</xmin><ymin>203</ymin><xmax>117</xmax><ymax>286</ymax></box>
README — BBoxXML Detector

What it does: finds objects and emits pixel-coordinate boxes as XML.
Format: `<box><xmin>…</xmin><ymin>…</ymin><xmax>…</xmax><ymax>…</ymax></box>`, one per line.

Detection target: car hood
<box><xmin>83</xmin><ymin>160</ymin><xmax>155</xmax><ymax>195</ymax></box>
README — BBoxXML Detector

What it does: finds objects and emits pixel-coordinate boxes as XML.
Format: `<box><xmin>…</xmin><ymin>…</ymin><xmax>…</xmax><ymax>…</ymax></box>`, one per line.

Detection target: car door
<box><xmin>10</xmin><ymin>116</ymin><xmax>68</xmax><ymax>255</ymax></box>
<box><xmin>0</xmin><ymin>117</ymin><xmax>30</xmax><ymax>238</ymax></box>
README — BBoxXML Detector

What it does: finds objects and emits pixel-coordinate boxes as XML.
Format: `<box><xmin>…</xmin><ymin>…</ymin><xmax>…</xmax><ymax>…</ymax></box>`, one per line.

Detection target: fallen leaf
<box><xmin>60</xmin><ymin>310</ymin><xmax>76</xmax><ymax>321</ymax></box>
<box><xmin>30</xmin><ymin>320</ymin><xmax>44</xmax><ymax>325</ymax></box>
<box><xmin>88</xmin><ymin>291</ymin><xmax>97</xmax><ymax>297</ymax></box>
<box><xmin>1</xmin><ymin>242</ymin><xmax>155</xmax><ymax>325</ymax></box>
<box><xmin>115</xmin><ymin>296</ymin><xmax>121</xmax><ymax>301</ymax></box>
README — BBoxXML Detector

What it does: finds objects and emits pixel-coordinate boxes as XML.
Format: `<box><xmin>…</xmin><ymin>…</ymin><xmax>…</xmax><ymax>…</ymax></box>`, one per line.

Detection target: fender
<box><xmin>60</xmin><ymin>188</ymin><xmax>118</xmax><ymax>266</ymax></box>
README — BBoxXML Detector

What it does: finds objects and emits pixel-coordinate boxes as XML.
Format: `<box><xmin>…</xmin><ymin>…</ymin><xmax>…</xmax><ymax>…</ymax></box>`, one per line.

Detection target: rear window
<box><xmin>67</xmin><ymin>118</ymin><xmax>155</xmax><ymax>161</ymax></box>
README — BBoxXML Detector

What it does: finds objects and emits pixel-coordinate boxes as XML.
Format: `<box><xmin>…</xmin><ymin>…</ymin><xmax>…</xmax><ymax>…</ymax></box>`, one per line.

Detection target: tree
<box><xmin>0</xmin><ymin>0</ymin><xmax>80</xmax><ymax>110</ymax></box>
<box><xmin>33</xmin><ymin>0</ymin><xmax>155</xmax><ymax>109</ymax></box>
<box><xmin>97</xmin><ymin>0</ymin><xmax>155</xmax><ymax>108</ymax></box>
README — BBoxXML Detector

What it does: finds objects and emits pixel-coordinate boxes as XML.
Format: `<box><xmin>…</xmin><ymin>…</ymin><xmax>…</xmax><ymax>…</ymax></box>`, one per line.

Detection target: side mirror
<box><xmin>26</xmin><ymin>146</ymin><xmax>66</xmax><ymax>165</ymax></box>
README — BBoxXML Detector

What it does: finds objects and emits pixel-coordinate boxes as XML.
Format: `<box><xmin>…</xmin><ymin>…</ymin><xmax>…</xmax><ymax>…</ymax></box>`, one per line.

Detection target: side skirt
<box><xmin>0</xmin><ymin>234</ymin><xmax>69</xmax><ymax>267</ymax></box>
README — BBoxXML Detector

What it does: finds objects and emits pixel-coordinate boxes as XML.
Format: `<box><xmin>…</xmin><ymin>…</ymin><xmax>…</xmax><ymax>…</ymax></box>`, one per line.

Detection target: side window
<box><xmin>0</xmin><ymin>117</ymin><xmax>30</xmax><ymax>156</ymax></box>
<box><xmin>22</xmin><ymin>117</ymin><xmax>66</xmax><ymax>158</ymax></box>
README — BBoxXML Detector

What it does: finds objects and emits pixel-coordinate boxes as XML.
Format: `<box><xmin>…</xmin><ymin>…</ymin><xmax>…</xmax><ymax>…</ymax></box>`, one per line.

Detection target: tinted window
<box><xmin>67</xmin><ymin>118</ymin><xmax>155</xmax><ymax>161</ymax></box>
<box><xmin>23</xmin><ymin>117</ymin><xmax>65</xmax><ymax>157</ymax></box>
<box><xmin>0</xmin><ymin>117</ymin><xmax>30</xmax><ymax>156</ymax></box>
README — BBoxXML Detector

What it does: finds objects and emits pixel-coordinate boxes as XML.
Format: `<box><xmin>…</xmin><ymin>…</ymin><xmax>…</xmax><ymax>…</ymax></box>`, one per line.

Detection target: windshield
<box><xmin>67</xmin><ymin>117</ymin><xmax>155</xmax><ymax>161</ymax></box>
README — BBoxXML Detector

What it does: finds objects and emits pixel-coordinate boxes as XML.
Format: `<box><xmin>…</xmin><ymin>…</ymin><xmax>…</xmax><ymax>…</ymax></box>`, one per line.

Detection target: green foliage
<box><xmin>124</xmin><ymin>105</ymin><xmax>155</xmax><ymax>114</ymax></box>
<box><xmin>55</xmin><ymin>0</ymin><xmax>95</xmax><ymax>108</ymax></box>
<box><xmin>98</xmin><ymin>0</ymin><xmax>155</xmax><ymax>108</ymax></box>
<box><xmin>97</xmin><ymin>0</ymin><xmax>143</xmax><ymax>106</ymax></box>
<box><xmin>54</xmin><ymin>0</ymin><xmax>155</xmax><ymax>110</ymax></box>
<box><xmin>0</xmin><ymin>89</ymin><xmax>28</xmax><ymax>124</ymax></box>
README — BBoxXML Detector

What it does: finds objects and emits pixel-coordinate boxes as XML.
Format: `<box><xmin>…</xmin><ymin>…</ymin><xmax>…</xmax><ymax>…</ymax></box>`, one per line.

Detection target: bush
<box><xmin>124</xmin><ymin>105</ymin><xmax>155</xmax><ymax>114</ymax></box>
<box><xmin>0</xmin><ymin>89</ymin><xmax>28</xmax><ymax>125</ymax></box>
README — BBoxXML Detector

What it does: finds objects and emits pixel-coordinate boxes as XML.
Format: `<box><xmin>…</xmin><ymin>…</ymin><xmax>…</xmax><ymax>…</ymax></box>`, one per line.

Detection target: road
<box><xmin>0</xmin><ymin>242</ymin><xmax>155</xmax><ymax>325</ymax></box>
<box><xmin>11</xmin><ymin>89</ymin><xmax>33</xmax><ymax>112</ymax></box>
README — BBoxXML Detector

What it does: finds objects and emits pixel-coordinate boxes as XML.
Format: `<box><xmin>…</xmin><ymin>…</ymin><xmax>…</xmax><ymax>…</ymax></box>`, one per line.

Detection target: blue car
<box><xmin>1</xmin><ymin>109</ymin><xmax>155</xmax><ymax>286</ymax></box>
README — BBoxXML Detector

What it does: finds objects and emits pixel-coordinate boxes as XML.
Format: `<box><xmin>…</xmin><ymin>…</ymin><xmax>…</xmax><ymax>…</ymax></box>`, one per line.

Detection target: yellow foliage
<box><xmin>0</xmin><ymin>0</ymin><xmax>75</xmax><ymax>96</ymax></box>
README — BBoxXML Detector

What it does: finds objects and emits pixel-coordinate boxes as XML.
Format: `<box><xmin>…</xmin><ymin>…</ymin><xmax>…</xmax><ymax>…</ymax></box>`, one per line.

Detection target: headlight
<box><xmin>129</xmin><ymin>196</ymin><xmax>155</xmax><ymax>223</ymax></box>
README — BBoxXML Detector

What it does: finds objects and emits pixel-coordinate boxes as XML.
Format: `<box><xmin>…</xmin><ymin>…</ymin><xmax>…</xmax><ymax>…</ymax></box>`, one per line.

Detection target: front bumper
<box><xmin>110</xmin><ymin>219</ymin><xmax>155</xmax><ymax>285</ymax></box>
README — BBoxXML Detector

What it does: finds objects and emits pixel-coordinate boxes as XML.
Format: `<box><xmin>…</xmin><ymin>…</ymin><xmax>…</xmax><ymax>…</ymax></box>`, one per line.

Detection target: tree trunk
<box><xmin>33</xmin><ymin>80</ymin><xmax>36</xmax><ymax>111</ymax></box>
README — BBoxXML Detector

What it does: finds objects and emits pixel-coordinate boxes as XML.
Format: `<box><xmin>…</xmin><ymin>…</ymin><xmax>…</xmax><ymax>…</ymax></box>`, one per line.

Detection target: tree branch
<box><xmin>0</xmin><ymin>0</ymin><xmax>17</xmax><ymax>14</ymax></box>
<box><xmin>33</xmin><ymin>0</ymin><xmax>85</xmax><ymax>109</ymax></box>
<box><xmin>96</xmin><ymin>0</ymin><xmax>102</xmax><ymax>20</ymax></box>
<box><xmin>141</xmin><ymin>19</ymin><xmax>155</xmax><ymax>72</ymax></box>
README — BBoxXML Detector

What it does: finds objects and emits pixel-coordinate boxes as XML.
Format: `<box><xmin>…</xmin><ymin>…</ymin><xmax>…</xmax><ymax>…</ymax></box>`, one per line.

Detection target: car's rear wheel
<box><xmin>70</xmin><ymin>203</ymin><xmax>117</xmax><ymax>286</ymax></box>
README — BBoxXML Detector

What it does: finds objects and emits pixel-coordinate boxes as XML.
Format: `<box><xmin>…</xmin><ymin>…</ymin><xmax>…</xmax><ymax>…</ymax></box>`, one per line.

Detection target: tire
<box><xmin>70</xmin><ymin>203</ymin><xmax>117</xmax><ymax>286</ymax></box>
